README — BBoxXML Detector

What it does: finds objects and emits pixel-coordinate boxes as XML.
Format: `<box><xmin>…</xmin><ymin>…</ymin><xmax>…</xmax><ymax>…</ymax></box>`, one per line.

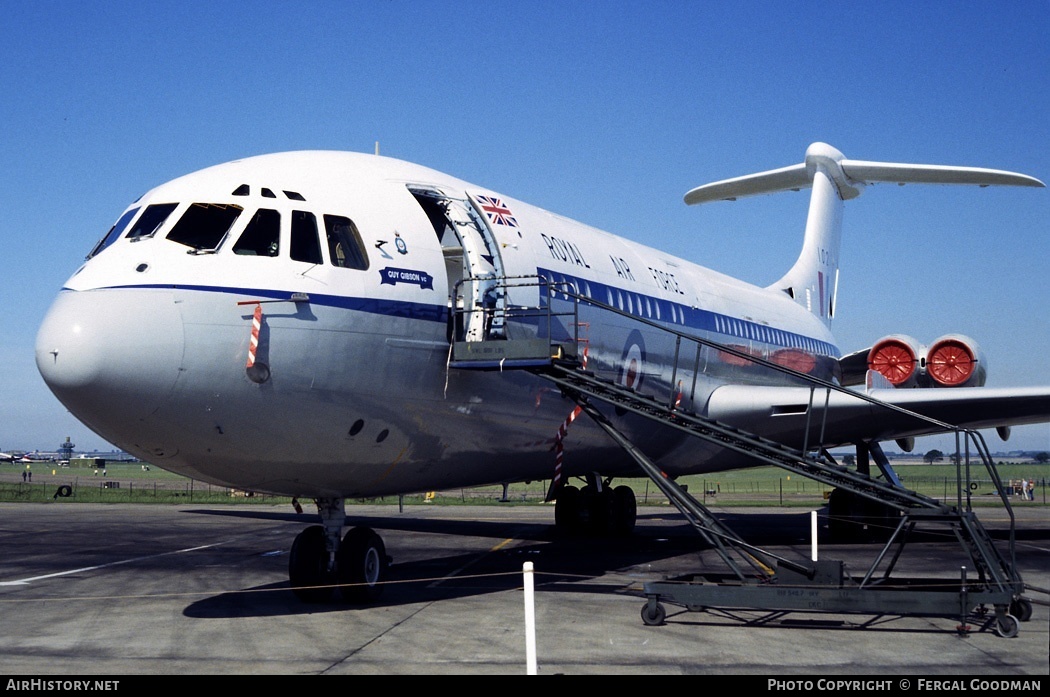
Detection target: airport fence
<box><xmin>0</xmin><ymin>479</ymin><xmax>294</xmax><ymax>505</ymax></box>
<box><xmin>0</xmin><ymin>470</ymin><xmax>1044</xmax><ymax>507</ymax></box>
<box><xmin>352</xmin><ymin>474</ymin><xmax>1047</xmax><ymax>508</ymax></box>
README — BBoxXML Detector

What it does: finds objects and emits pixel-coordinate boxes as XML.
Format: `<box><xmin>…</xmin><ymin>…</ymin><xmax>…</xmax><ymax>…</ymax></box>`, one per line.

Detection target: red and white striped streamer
<box><xmin>551</xmin><ymin>404</ymin><xmax>582</xmax><ymax>492</ymax></box>
<box><xmin>246</xmin><ymin>304</ymin><xmax>262</xmax><ymax>370</ymax></box>
<box><xmin>548</xmin><ymin>344</ymin><xmax>589</xmax><ymax>497</ymax></box>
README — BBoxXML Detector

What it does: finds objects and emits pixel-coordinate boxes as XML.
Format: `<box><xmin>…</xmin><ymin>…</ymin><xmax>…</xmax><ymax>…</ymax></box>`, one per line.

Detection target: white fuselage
<box><xmin>36</xmin><ymin>151</ymin><xmax>837</xmax><ymax>497</ymax></box>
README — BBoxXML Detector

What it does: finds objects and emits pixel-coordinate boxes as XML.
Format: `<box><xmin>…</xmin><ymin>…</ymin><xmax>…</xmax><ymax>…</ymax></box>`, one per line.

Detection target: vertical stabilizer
<box><xmin>683</xmin><ymin>143</ymin><xmax>1043</xmax><ymax>328</ymax></box>
<box><xmin>771</xmin><ymin>143</ymin><xmax>851</xmax><ymax>326</ymax></box>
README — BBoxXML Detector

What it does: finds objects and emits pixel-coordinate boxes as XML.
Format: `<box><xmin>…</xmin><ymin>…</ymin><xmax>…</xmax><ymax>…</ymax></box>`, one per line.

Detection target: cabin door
<box><xmin>408</xmin><ymin>188</ymin><xmax>505</xmax><ymax>342</ymax></box>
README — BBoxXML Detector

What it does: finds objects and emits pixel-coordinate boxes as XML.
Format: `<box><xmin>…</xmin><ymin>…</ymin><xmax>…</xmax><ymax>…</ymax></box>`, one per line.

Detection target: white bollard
<box><xmin>811</xmin><ymin>510</ymin><xmax>819</xmax><ymax>561</ymax></box>
<box><xmin>524</xmin><ymin>561</ymin><xmax>537</xmax><ymax>675</ymax></box>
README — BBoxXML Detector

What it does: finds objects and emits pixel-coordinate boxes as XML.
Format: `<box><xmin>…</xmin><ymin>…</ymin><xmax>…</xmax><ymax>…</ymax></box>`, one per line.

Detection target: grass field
<box><xmin>2</xmin><ymin>459</ymin><xmax>1046</xmax><ymax>508</ymax></box>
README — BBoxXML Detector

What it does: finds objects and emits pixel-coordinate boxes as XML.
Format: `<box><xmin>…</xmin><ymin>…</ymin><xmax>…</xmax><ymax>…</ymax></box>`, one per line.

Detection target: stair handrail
<box><xmin>454</xmin><ymin>274</ymin><xmax>1010</xmax><ymax>518</ymax></box>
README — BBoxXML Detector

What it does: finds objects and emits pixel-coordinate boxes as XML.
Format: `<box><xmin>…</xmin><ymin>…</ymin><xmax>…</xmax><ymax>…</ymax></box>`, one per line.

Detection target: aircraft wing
<box><xmin>705</xmin><ymin>384</ymin><xmax>1050</xmax><ymax>448</ymax></box>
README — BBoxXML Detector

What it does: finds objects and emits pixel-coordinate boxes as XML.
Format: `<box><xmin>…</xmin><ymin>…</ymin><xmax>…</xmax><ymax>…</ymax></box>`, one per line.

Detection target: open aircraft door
<box><xmin>409</xmin><ymin>187</ymin><xmax>506</xmax><ymax>342</ymax></box>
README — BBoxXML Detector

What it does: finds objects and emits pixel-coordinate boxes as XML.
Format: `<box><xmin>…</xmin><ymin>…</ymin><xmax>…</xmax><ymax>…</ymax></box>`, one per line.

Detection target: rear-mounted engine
<box><xmin>867</xmin><ymin>334</ymin><xmax>986</xmax><ymax>388</ymax></box>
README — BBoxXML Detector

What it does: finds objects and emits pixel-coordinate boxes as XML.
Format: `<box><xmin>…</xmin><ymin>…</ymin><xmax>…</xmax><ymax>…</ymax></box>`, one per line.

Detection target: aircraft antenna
<box><xmin>375</xmin><ymin>141</ymin><xmax>380</xmax><ymax>156</ymax></box>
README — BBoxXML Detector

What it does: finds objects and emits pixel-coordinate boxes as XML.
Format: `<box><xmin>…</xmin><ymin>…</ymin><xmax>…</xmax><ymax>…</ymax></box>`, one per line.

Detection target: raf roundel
<box><xmin>617</xmin><ymin>330</ymin><xmax>646</xmax><ymax>391</ymax></box>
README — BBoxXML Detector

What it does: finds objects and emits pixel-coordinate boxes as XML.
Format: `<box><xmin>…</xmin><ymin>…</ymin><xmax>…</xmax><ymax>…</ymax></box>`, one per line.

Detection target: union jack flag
<box><xmin>477</xmin><ymin>195</ymin><xmax>518</xmax><ymax>227</ymax></box>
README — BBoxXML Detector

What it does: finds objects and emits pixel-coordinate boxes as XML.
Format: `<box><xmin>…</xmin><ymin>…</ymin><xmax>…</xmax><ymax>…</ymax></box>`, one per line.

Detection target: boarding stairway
<box><xmin>447</xmin><ymin>275</ymin><xmax>1030</xmax><ymax>633</ymax></box>
<box><xmin>535</xmin><ymin>359</ymin><xmax>1019</xmax><ymax>589</ymax></box>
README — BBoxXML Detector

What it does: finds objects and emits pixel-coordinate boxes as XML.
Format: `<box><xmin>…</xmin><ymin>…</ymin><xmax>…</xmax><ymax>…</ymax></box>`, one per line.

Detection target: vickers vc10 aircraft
<box><xmin>36</xmin><ymin>142</ymin><xmax>1048</xmax><ymax>602</ymax></box>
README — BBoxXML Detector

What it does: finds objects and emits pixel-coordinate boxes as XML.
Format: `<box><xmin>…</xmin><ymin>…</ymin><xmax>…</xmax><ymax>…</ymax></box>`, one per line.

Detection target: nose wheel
<box><xmin>288</xmin><ymin>525</ymin><xmax>333</xmax><ymax>602</ymax></box>
<box><xmin>288</xmin><ymin>498</ymin><xmax>390</xmax><ymax>603</ymax></box>
<box><xmin>337</xmin><ymin>527</ymin><xmax>388</xmax><ymax>603</ymax></box>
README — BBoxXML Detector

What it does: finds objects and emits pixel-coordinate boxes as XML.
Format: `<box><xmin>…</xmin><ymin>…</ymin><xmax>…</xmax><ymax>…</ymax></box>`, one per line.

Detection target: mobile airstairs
<box><xmin>447</xmin><ymin>276</ymin><xmax>1037</xmax><ymax>637</ymax></box>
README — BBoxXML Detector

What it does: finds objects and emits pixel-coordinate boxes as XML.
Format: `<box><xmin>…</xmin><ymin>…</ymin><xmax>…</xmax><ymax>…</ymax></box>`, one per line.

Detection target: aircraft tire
<box><xmin>827</xmin><ymin>516</ymin><xmax>856</xmax><ymax>544</ymax></box>
<box><xmin>289</xmin><ymin>525</ymin><xmax>334</xmax><ymax>603</ymax></box>
<box><xmin>554</xmin><ymin>485</ymin><xmax>581</xmax><ymax>533</ymax></box>
<box><xmin>609</xmin><ymin>485</ymin><xmax>637</xmax><ymax>537</ymax></box>
<box><xmin>338</xmin><ymin>526</ymin><xmax>388</xmax><ymax>603</ymax></box>
<box><xmin>827</xmin><ymin>489</ymin><xmax>897</xmax><ymax>543</ymax></box>
<box><xmin>827</xmin><ymin>488</ymin><xmax>870</xmax><ymax>542</ymax></box>
<box><xmin>578</xmin><ymin>485</ymin><xmax>610</xmax><ymax>535</ymax></box>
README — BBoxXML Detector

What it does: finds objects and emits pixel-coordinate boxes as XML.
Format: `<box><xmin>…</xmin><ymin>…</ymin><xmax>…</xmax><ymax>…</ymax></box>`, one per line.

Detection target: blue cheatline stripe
<box><xmin>535</xmin><ymin>267</ymin><xmax>841</xmax><ymax>359</ymax></box>
<box><xmin>69</xmin><ymin>272</ymin><xmax>839</xmax><ymax>358</ymax></box>
<box><xmin>67</xmin><ymin>284</ymin><xmax>448</xmax><ymax>323</ymax></box>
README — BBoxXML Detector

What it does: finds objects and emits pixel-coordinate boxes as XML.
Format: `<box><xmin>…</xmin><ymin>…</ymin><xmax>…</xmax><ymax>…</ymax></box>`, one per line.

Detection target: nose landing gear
<box><xmin>288</xmin><ymin>497</ymin><xmax>390</xmax><ymax>603</ymax></box>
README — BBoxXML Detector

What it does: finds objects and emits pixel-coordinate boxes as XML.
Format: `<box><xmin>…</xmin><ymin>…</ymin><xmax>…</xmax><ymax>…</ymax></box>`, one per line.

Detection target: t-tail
<box><xmin>683</xmin><ymin>142</ymin><xmax>1044</xmax><ymax>328</ymax></box>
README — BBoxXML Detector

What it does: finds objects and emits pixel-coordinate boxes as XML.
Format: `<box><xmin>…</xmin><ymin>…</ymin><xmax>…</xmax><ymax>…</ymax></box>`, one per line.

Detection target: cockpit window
<box><xmin>290</xmin><ymin>210</ymin><xmax>322</xmax><ymax>264</ymax></box>
<box><xmin>324</xmin><ymin>215</ymin><xmax>369</xmax><ymax>270</ymax></box>
<box><xmin>126</xmin><ymin>203</ymin><xmax>178</xmax><ymax>242</ymax></box>
<box><xmin>87</xmin><ymin>207</ymin><xmax>139</xmax><ymax>259</ymax></box>
<box><xmin>232</xmin><ymin>209</ymin><xmax>280</xmax><ymax>256</ymax></box>
<box><xmin>166</xmin><ymin>203</ymin><xmax>242</xmax><ymax>252</ymax></box>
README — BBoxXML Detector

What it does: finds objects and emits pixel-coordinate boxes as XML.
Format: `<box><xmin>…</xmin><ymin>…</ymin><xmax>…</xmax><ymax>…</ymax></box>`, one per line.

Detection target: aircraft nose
<box><xmin>35</xmin><ymin>289</ymin><xmax>184</xmax><ymax>426</ymax></box>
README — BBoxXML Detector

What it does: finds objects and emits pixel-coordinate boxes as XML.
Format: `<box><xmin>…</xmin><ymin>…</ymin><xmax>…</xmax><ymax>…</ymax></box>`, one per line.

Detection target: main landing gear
<box><xmin>826</xmin><ymin>488</ymin><xmax>901</xmax><ymax>543</ymax></box>
<box><xmin>288</xmin><ymin>497</ymin><xmax>390</xmax><ymax>603</ymax></box>
<box><xmin>554</xmin><ymin>475</ymin><xmax>637</xmax><ymax>536</ymax></box>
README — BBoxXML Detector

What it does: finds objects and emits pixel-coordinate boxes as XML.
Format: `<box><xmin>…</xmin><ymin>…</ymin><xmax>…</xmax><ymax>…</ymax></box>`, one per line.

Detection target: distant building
<box><xmin>70</xmin><ymin>457</ymin><xmax>106</xmax><ymax>469</ymax></box>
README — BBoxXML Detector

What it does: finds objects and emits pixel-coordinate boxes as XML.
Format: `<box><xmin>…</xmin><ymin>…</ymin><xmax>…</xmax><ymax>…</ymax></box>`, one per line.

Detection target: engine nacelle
<box><xmin>867</xmin><ymin>334</ymin><xmax>986</xmax><ymax>388</ymax></box>
<box><xmin>925</xmin><ymin>334</ymin><xmax>986</xmax><ymax>387</ymax></box>
<box><xmin>867</xmin><ymin>335</ymin><xmax>924</xmax><ymax>387</ymax></box>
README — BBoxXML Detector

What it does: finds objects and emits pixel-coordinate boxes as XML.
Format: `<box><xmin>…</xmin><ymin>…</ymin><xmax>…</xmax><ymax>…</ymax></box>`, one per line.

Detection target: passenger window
<box><xmin>166</xmin><ymin>203</ymin><xmax>242</xmax><ymax>251</ymax></box>
<box><xmin>233</xmin><ymin>209</ymin><xmax>280</xmax><ymax>256</ymax></box>
<box><xmin>125</xmin><ymin>203</ymin><xmax>178</xmax><ymax>241</ymax></box>
<box><xmin>88</xmin><ymin>207</ymin><xmax>139</xmax><ymax>258</ymax></box>
<box><xmin>324</xmin><ymin>215</ymin><xmax>369</xmax><ymax>270</ymax></box>
<box><xmin>290</xmin><ymin>210</ymin><xmax>322</xmax><ymax>264</ymax></box>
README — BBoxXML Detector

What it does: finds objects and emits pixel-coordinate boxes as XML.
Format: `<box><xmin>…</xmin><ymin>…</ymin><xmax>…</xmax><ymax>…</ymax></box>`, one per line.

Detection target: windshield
<box><xmin>87</xmin><ymin>207</ymin><xmax>139</xmax><ymax>259</ymax></box>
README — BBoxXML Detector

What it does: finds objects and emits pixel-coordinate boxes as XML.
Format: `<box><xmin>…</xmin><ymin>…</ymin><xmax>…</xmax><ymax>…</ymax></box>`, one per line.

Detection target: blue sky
<box><xmin>2</xmin><ymin>1</ymin><xmax>1048</xmax><ymax>455</ymax></box>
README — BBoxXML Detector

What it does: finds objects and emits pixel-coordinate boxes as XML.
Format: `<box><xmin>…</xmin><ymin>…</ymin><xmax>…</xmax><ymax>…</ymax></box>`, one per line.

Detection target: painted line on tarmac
<box><xmin>0</xmin><ymin>543</ymin><xmax>224</xmax><ymax>586</ymax></box>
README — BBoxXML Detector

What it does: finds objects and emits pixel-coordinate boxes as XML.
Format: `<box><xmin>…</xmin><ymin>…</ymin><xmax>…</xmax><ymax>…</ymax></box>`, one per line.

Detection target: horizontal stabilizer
<box><xmin>683</xmin><ymin>163</ymin><xmax>809</xmax><ymax>205</ymax></box>
<box><xmin>684</xmin><ymin>143</ymin><xmax>1045</xmax><ymax>330</ymax></box>
<box><xmin>840</xmin><ymin>160</ymin><xmax>1045</xmax><ymax>188</ymax></box>
<box><xmin>684</xmin><ymin>143</ymin><xmax>1045</xmax><ymax>205</ymax></box>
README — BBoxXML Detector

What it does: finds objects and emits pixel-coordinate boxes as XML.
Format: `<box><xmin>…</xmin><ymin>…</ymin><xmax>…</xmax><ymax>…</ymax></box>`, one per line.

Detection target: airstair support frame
<box><xmin>538</xmin><ymin>361</ymin><xmax>1023</xmax><ymax>594</ymax></box>
<box><xmin>570</xmin><ymin>393</ymin><xmax>810</xmax><ymax>582</ymax></box>
<box><xmin>447</xmin><ymin>274</ymin><xmax>1027</xmax><ymax>619</ymax></box>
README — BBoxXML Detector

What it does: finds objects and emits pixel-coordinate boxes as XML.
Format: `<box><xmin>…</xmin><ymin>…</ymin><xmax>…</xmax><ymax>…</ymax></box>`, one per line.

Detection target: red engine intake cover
<box><xmin>926</xmin><ymin>338</ymin><xmax>977</xmax><ymax>386</ymax></box>
<box><xmin>868</xmin><ymin>337</ymin><xmax>919</xmax><ymax>386</ymax></box>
